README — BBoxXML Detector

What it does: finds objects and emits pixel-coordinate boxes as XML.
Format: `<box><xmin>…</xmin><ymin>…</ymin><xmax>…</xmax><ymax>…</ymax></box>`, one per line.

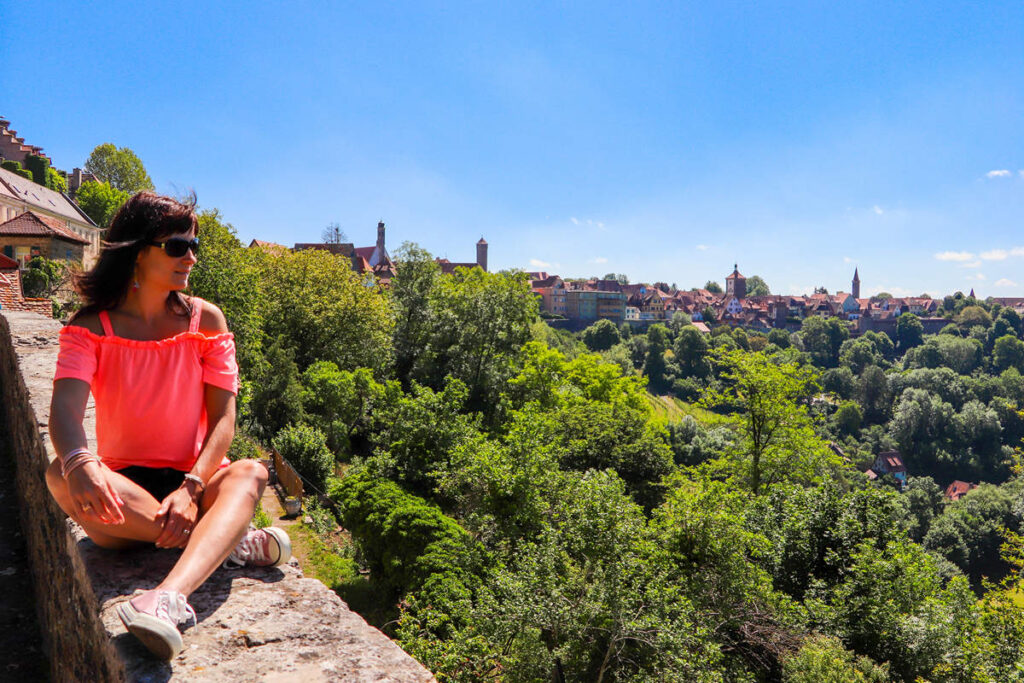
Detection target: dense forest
<box><xmin>182</xmin><ymin>209</ymin><xmax>1023</xmax><ymax>682</ymax></box>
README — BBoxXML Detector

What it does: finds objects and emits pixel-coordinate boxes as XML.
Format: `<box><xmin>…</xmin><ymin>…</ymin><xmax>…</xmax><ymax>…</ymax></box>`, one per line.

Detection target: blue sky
<box><xmin>3</xmin><ymin>1</ymin><xmax>1023</xmax><ymax>296</ymax></box>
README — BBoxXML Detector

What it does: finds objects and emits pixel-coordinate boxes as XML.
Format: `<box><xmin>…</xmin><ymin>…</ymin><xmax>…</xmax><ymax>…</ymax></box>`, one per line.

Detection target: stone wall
<box><xmin>0</xmin><ymin>310</ymin><xmax>435</xmax><ymax>682</ymax></box>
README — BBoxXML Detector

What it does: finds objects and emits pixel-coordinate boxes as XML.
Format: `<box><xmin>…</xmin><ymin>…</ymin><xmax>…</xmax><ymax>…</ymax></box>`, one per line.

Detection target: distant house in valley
<box><xmin>866</xmin><ymin>450</ymin><xmax>908</xmax><ymax>489</ymax></box>
<box><xmin>0</xmin><ymin>167</ymin><xmax>100</xmax><ymax>268</ymax></box>
<box><xmin>944</xmin><ymin>480</ymin><xmax>978</xmax><ymax>502</ymax></box>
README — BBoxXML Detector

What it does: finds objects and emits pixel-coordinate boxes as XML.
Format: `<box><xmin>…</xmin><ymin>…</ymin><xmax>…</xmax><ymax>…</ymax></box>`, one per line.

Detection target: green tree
<box><xmin>300</xmin><ymin>362</ymin><xmax>391</xmax><ymax>455</ymax></box>
<box><xmin>746</xmin><ymin>274</ymin><xmax>771</xmax><ymax>296</ymax></box>
<box><xmin>674</xmin><ymin>325</ymin><xmax>712</xmax><ymax>379</ymax></box>
<box><xmin>46</xmin><ymin>166</ymin><xmax>67</xmax><ymax>192</ymax></box>
<box><xmin>21</xmin><ymin>257</ymin><xmax>68</xmax><ymax>298</ymax></box>
<box><xmin>273</xmin><ymin>423</ymin><xmax>334</xmax><ymax>492</ymax></box>
<box><xmin>993</xmin><ymin>334</ymin><xmax>1024</xmax><ymax>373</ymax></box>
<box><xmin>263</xmin><ymin>247</ymin><xmax>394</xmax><ymax>373</ymax></box>
<box><xmin>704</xmin><ymin>280</ymin><xmax>723</xmax><ymax>293</ymax></box>
<box><xmin>188</xmin><ymin>209</ymin><xmax>268</xmax><ymax>373</ymax></box>
<box><xmin>23</xmin><ymin>154</ymin><xmax>49</xmax><ymax>188</ymax></box>
<box><xmin>248</xmin><ymin>337</ymin><xmax>306</xmax><ymax>438</ymax></box>
<box><xmin>83</xmin><ymin>143</ymin><xmax>154</xmax><ymax>192</ymax></box>
<box><xmin>704</xmin><ymin>350</ymin><xmax>837</xmax><ymax>493</ymax></box>
<box><xmin>832</xmin><ymin>401</ymin><xmax>863</xmax><ymax>437</ymax></box>
<box><xmin>643</xmin><ymin>324</ymin><xmax>670</xmax><ymax>392</ymax></box>
<box><xmin>783</xmin><ymin>636</ymin><xmax>888</xmax><ymax>682</ymax></box>
<box><xmin>896</xmin><ymin>312</ymin><xmax>924</xmax><ymax>351</ymax></box>
<box><xmin>957</xmin><ymin>305</ymin><xmax>992</xmax><ymax>330</ymax></box>
<box><xmin>390</xmin><ymin>242</ymin><xmax>442</xmax><ymax>384</ymax></box>
<box><xmin>581</xmin><ymin>318</ymin><xmax>621</xmax><ymax>352</ymax></box>
<box><xmin>74</xmin><ymin>180</ymin><xmax>131</xmax><ymax>227</ymax></box>
<box><xmin>800</xmin><ymin>316</ymin><xmax>849</xmax><ymax>367</ymax></box>
<box><xmin>409</xmin><ymin>265</ymin><xmax>538</xmax><ymax>413</ymax></box>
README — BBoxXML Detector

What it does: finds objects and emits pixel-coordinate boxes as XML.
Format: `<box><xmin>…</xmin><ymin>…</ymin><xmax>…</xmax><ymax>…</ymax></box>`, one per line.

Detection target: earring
<box><xmin>133</xmin><ymin>279</ymin><xmax>140</xmax><ymax>290</ymax></box>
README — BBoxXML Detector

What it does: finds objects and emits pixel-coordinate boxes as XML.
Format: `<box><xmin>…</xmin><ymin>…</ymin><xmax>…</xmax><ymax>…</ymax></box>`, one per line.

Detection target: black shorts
<box><xmin>117</xmin><ymin>466</ymin><xmax>186</xmax><ymax>501</ymax></box>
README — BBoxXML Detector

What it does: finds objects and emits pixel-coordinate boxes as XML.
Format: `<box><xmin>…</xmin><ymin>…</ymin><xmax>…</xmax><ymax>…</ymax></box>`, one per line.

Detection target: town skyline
<box><xmin>4</xmin><ymin>2</ymin><xmax>1023</xmax><ymax>296</ymax></box>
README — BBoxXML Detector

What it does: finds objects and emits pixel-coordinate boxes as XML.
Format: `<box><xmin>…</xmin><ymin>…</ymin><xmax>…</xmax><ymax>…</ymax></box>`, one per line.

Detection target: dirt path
<box><xmin>260</xmin><ymin>482</ymin><xmax>312</xmax><ymax>569</ymax></box>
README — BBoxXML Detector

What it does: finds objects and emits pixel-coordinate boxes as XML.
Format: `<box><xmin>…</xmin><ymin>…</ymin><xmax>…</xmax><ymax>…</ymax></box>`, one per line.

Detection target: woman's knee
<box><xmin>226</xmin><ymin>459</ymin><xmax>268</xmax><ymax>495</ymax></box>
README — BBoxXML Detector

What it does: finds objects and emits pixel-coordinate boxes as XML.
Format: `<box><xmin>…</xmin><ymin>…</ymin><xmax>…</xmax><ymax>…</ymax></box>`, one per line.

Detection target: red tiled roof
<box><xmin>0</xmin><ymin>210</ymin><xmax>90</xmax><ymax>245</ymax></box>
<box><xmin>0</xmin><ymin>253</ymin><xmax>18</xmax><ymax>269</ymax></box>
<box><xmin>353</xmin><ymin>246</ymin><xmax>376</xmax><ymax>260</ymax></box>
<box><xmin>944</xmin><ymin>480</ymin><xmax>977</xmax><ymax>501</ymax></box>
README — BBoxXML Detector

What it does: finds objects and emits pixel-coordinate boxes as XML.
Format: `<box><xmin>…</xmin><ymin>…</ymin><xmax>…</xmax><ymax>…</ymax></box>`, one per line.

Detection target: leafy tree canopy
<box><xmin>83</xmin><ymin>143</ymin><xmax>154</xmax><ymax>193</ymax></box>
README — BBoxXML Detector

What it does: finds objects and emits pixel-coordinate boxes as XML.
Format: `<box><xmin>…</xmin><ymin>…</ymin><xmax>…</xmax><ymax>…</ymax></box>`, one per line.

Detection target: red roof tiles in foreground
<box><xmin>0</xmin><ymin>253</ymin><xmax>18</xmax><ymax>269</ymax></box>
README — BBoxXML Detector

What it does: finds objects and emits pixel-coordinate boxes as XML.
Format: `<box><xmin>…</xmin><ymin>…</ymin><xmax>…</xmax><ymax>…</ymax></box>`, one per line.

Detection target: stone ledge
<box><xmin>1</xmin><ymin>310</ymin><xmax>435</xmax><ymax>682</ymax></box>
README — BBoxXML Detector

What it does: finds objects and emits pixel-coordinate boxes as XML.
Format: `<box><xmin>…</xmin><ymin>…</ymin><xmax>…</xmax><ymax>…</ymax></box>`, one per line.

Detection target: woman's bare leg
<box><xmin>45</xmin><ymin>458</ymin><xmax>166</xmax><ymax>549</ymax></box>
<box><xmin>146</xmin><ymin>460</ymin><xmax>267</xmax><ymax>599</ymax></box>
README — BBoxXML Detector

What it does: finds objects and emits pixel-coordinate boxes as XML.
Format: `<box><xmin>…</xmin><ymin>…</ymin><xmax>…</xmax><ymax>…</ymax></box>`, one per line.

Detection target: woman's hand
<box><xmin>154</xmin><ymin>487</ymin><xmax>199</xmax><ymax>548</ymax></box>
<box><xmin>66</xmin><ymin>461</ymin><xmax>125</xmax><ymax>525</ymax></box>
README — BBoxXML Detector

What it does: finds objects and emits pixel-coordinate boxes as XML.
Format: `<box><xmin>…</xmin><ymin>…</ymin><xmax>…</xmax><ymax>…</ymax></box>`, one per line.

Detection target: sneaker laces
<box><xmin>154</xmin><ymin>591</ymin><xmax>197</xmax><ymax>629</ymax></box>
<box><xmin>224</xmin><ymin>528</ymin><xmax>269</xmax><ymax>568</ymax></box>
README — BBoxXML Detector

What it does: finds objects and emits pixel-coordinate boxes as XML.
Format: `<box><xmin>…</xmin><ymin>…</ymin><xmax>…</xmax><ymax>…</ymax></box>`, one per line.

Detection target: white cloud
<box><xmin>529</xmin><ymin>258</ymin><xmax>552</xmax><ymax>268</ymax></box>
<box><xmin>843</xmin><ymin>256</ymin><xmax>854</xmax><ymax>263</ymax></box>
<box><xmin>957</xmin><ymin>261</ymin><xmax>982</xmax><ymax>269</ymax></box>
<box><xmin>965</xmin><ymin>273</ymin><xmax>986</xmax><ymax>281</ymax></box>
<box><xmin>996</xmin><ymin>278</ymin><xmax>1018</xmax><ymax>287</ymax></box>
<box><xmin>986</xmin><ymin>169</ymin><xmax>1012</xmax><ymax>178</ymax></box>
<box><xmin>591</xmin><ymin>256</ymin><xmax>608</xmax><ymax>264</ymax></box>
<box><xmin>569</xmin><ymin>216</ymin><xmax>607</xmax><ymax>232</ymax></box>
<box><xmin>696</xmin><ymin>244</ymin><xmax>709</xmax><ymax>251</ymax></box>
<box><xmin>980</xmin><ymin>249</ymin><xmax>1008</xmax><ymax>260</ymax></box>
<box><xmin>934</xmin><ymin>251</ymin><xmax>976</xmax><ymax>262</ymax></box>
<box><xmin>873</xmin><ymin>205</ymin><xmax>884</xmax><ymax>215</ymax></box>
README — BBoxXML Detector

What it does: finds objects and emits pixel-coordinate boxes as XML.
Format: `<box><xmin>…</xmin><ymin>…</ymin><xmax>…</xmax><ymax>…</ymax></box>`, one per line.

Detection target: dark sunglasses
<box><xmin>149</xmin><ymin>237</ymin><xmax>200</xmax><ymax>257</ymax></box>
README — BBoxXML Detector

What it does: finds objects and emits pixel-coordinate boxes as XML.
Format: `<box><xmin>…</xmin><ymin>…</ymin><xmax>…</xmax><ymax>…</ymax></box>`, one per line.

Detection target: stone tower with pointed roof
<box><xmin>852</xmin><ymin>267</ymin><xmax>861</xmax><ymax>299</ymax></box>
<box><xmin>476</xmin><ymin>237</ymin><xmax>488</xmax><ymax>272</ymax></box>
<box><xmin>725</xmin><ymin>263</ymin><xmax>746</xmax><ymax>299</ymax></box>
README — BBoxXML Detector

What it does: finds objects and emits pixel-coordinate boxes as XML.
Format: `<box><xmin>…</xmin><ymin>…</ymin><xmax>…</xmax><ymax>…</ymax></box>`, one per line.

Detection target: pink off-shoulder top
<box><xmin>53</xmin><ymin>297</ymin><xmax>239</xmax><ymax>472</ymax></box>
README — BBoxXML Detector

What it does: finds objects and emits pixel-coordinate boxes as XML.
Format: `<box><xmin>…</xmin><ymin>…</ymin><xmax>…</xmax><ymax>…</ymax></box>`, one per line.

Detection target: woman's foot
<box><xmin>116</xmin><ymin>589</ymin><xmax>196</xmax><ymax>660</ymax></box>
<box><xmin>224</xmin><ymin>526</ymin><xmax>291</xmax><ymax>568</ymax></box>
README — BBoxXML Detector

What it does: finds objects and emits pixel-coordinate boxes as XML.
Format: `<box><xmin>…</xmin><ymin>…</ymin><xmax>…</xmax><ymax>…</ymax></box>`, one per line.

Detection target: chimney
<box><xmin>476</xmin><ymin>237</ymin><xmax>488</xmax><ymax>272</ymax></box>
<box><xmin>376</xmin><ymin>221</ymin><xmax>386</xmax><ymax>254</ymax></box>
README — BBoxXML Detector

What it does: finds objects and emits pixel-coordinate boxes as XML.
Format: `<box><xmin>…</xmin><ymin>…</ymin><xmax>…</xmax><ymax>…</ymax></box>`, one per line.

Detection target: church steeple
<box><xmin>852</xmin><ymin>267</ymin><xmax>861</xmax><ymax>299</ymax></box>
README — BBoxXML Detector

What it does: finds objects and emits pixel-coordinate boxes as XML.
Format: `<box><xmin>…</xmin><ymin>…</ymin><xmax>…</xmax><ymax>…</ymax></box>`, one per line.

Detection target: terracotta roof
<box><xmin>944</xmin><ymin>480</ymin><xmax>977</xmax><ymax>501</ymax></box>
<box><xmin>0</xmin><ymin>210</ymin><xmax>90</xmax><ymax>244</ymax></box>
<box><xmin>354</xmin><ymin>246</ymin><xmax>376</xmax><ymax>260</ymax></box>
<box><xmin>248</xmin><ymin>239</ymin><xmax>289</xmax><ymax>254</ymax></box>
<box><xmin>0</xmin><ymin>253</ymin><xmax>18</xmax><ymax>269</ymax></box>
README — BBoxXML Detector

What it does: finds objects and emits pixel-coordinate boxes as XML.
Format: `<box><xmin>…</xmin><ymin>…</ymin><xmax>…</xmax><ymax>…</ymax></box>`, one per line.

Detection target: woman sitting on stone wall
<box><xmin>46</xmin><ymin>191</ymin><xmax>290</xmax><ymax>659</ymax></box>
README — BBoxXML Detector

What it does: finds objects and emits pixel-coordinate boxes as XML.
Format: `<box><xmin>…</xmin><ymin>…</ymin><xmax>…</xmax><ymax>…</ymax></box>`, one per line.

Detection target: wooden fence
<box><xmin>270</xmin><ymin>448</ymin><xmax>304</xmax><ymax>500</ymax></box>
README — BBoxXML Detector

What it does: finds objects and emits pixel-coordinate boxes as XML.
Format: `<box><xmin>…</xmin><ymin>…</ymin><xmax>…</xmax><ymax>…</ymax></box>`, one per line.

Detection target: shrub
<box><xmin>227</xmin><ymin>431</ymin><xmax>263</xmax><ymax>461</ymax></box>
<box><xmin>273</xmin><ymin>423</ymin><xmax>333</xmax><ymax>492</ymax></box>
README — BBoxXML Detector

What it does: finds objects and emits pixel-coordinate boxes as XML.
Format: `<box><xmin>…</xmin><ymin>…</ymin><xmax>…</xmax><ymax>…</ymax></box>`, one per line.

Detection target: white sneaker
<box><xmin>116</xmin><ymin>590</ymin><xmax>197</xmax><ymax>660</ymax></box>
<box><xmin>224</xmin><ymin>526</ymin><xmax>291</xmax><ymax>568</ymax></box>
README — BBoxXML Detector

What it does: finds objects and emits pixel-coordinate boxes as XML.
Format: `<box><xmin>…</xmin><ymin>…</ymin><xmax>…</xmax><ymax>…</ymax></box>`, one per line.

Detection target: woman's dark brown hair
<box><xmin>73</xmin><ymin>191</ymin><xmax>199</xmax><ymax>320</ymax></box>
